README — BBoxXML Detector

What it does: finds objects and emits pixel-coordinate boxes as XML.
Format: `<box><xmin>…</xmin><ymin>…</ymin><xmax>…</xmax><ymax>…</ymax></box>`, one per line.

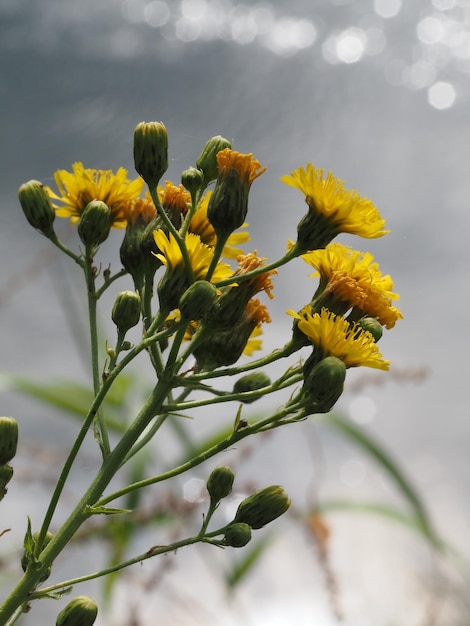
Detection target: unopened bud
<box><xmin>356</xmin><ymin>317</ymin><xmax>383</xmax><ymax>342</ymax></box>
<box><xmin>0</xmin><ymin>417</ymin><xmax>18</xmax><ymax>465</ymax></box>
<box><xmin>196</xmin><ymin>135</ymin><xmax>232</xmax><ymax>185</ymax></box>
<box><xmin>112</xmin><ymin>290</ymin><xmax>141</xmax><ymax>334</ymax></box>
<box><xmin>303</xmin><ymin>355</ymin><xmax>346</xmax><ymax>413</ymax></box>
<box><xmin>181</xmin><ymin>167</ymin><xmax>204</xmax><ymax>197</ymax></box>
<box><xmin>18</xmin><ymin>180</ymin><xmax>55</xmax><ymax>236</ymax></box>
<box><xmin>224</xmin><ymin>522</ymin><xmax>252</xmax><ymax>547</ymax></box>
<box><xmin>233</xmin><ymin>372</ymin><xmax>271</xmax><ymax>403</ymax></box>
<box><xmin>134</xmin><ymin>121</ymin><xmax>168</xmax><ymax>187</ymax></box>
<box><xmin>0</xmin><ymin>465</ymin><xmax>14</xmax><ymax>501</ymax></box>
<box><xmin>233</xmin><ymin>485</ymin><xmax>291</xmax><ymax>529</ymax></box>
<box><xmin>206</xmin><ymin>466</ymin><xmax>235</xmax><ymax>503</ymax></box>
<box><xmin>179</xmin><ymin>280</ymin><xmax>218</xmax><ymax>321</ymax></box>
<box><xmin>56</xmin><ymin>595</ymin><xmax>98</xmax><ymax>626</ymax></box>
<box><xmin>77</xmin><ymin>200</ymin><xmax>111</xmax><ymax>248</ymax></box>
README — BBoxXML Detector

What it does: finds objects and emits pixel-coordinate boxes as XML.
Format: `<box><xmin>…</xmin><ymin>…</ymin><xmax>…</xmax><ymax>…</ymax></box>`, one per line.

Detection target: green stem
<box><xmin>84</xmin><ymin>248</ymin><xmax>110</xmax><ymax>458</ymax></box>
<box><xmin>214</xmin><ymin>247</ymin><xmax>298</xmax><ymax>288</ymax></box>
<box><xmin>0</xmin><ymin>378</ymin><xmax>173</xmax><ymax>624</ymax></box>
<box><xmin>96</xmin><ymin>402</ymin><xmax>298</xmax><ymax>508</ymax></box>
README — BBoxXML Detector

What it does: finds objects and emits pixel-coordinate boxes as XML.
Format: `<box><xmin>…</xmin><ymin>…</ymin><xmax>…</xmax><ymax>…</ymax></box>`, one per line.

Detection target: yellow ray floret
<box><xmin>47</xmin><ymin>162</ymin><xmax>145</xmax><ymax>228</ymax></box>
<box><xmin>302</xmin><ymin>242</ymin><xmax>403</xmax><ymax>328</ymax></box>
<box><xmin>217</xmin><ymin>149</ymin><xmax>267</xmax><ymax>185</ymax></box>
<box><xmin>288</xmin><ymin>307</ymin><xmax>390</xmax><ymax>370</ymax></box>
<box><xmin>281</xmin><ymin>164</ymin><xmax>388</xmax><ymax>239</ymax></box>
<box><xmin>153</xmin><ymin>229</ymin><xmax>233</xmax><ymax>282</ymax></box>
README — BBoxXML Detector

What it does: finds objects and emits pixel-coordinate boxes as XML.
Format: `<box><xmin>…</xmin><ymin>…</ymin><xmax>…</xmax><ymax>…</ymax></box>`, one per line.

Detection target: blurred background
<box><xmin>1</xmin><ymin>0</ymin><xmax>470</xmax><ymax>624</ymax></box>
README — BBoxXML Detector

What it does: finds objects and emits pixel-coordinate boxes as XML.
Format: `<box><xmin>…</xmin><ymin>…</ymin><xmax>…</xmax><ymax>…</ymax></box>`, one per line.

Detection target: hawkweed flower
<box><xmin>158</xmin><ymin>181</ymin><xmax>190</xmax><ymax>228</ymax></box>
<box><xmin>188</xmin><ymin>191</ymin><xmax>250</xmax><ymax>259</ymax></box>
<box><xmin>195</xmin><ymin>298</ymin><xmax>271</xmax><ymax>370</ymax></box>
<box><xmin>302</xmin><ymin>242</ymin><xmax>403</xmax><ymax>329</ymax></box>
<box><xmin>289</xmin><ymin>307</ymin><xmax>390</xmax><ymax>370</ymax></box>
<box><xmin>207</xmin><ymin>149</ymin><xmax>266</xmax><ymax>243</ymax></box>
<box><xmin>281</xmin><ymin>164</ymin><xmax>388</xmax><ymax>253</ymax></box>
<box><xmin>206</xmin><ymin>251</ymin><xmax>276</xmax><ymax>330</ymax></box>
<box><xmin>120</xmin><ymin>195</ymin><xmax>157</xmax><ymax>289</ymax></box>
<box><xmin>153</xmin><ymin>230</ymin><xmax>232</xmax><ymax>312</ymax></box>
<box><xmin>47</xmin><ymin>162</ymin><xmax>144</xmax><ymax>228</ymax></box>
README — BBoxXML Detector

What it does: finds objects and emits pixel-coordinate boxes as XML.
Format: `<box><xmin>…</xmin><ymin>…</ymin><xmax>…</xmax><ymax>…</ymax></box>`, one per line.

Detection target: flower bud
<box><xmin>224</xmin><ymin>522</ymin><xmax>252</xmax><ymax>548</ymax></box>
<box><xmin>181</xmin><ymin>166</ymin><xmax>204</xmax><ymax>197</ymax></box>
<box><xmin>18</xmin><ymin>180</ymin><xmax>55</xmax><ymax>236</ymax></box>
<box><xmin>77</xmin><ymin>200</ymin><xmax>111</xmax><ymax>248</ymax></box>
<box><xmin>233</xmin><ymin>372</ymin><xmax>271</xmax><ymax>403</ymax></box>
<box><xmin>233</xmin><ymin>485</ymin><xmax>291</xmax><ymax>529</ymax></box>
<box><xmin>355</xmin><ymin>316</ymin><xmax>383</xmax><ymax>342</ymax></box>
<box><xmin>56</xmin><ymin>596</ymin><xmax>98</xmax><ymax>626</ymax></box>
<box><xmin>179</xmin><ymin>280</ymin><xmax>218</xmax><ymax>322</ymax></box>
<box><xmin>0</xmin><ymin>417</ymin><xmax>18</xmax><ymax>465</ymax></box>
<box><xmin>111</xmin><ymin>290</ymin><xmax>141</xmax><ymax>334</ymax></box>
<box><xmin>303</xmin><ymin>355</ymin><xmax>346</xmax><ymax>413</ymax></box>
<box><xmin>206</xmin><ymin>466</ymin><xmax>235</xmax><ymax>503</ymax></box>
<box><xmin>196</xmin><ymin>135</ymin><xmax>232</xmax><ymax>185</ymax></box>
<box><xmin>134</xmin><ymin>121</ymin><xmax>169</xmax><ymax>187</ymax></box>
<box><xmin>0</xmin><ymin>465</ymin><xmax>14</xmax><ymax>501</ymax></box>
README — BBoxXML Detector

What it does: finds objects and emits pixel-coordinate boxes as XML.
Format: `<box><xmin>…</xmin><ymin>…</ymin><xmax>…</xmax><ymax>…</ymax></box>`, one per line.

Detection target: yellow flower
<box><xmin>158</xmin><ymin>181</ymin><xmax>191</xmax><ymax>215</ymax></box>
<box><xmin>302</xmin><ymin>242</ymin><xmax>403</xmax><ymax>329</ymax></box>
<box><xmin>189</xmin><ymin>191</ymin><xmax>250</xmax><ymax>258</ymax></box>
<box><xmin>281</xmin><ymin>164</ymin><xmax>388</xmax><ymax>248</ymax></box>
<box><xmin>216</xmin><ymin>149</ymin><xmax>267</xmax><ymax>185</ymax></box>
<box><xmin>153</xmin><ymin>229</ymin><xmax>232</xmax><ymax>282</ymax></box>
<box><xmin>234</xmin><ymin>251</ymin><xmax>276</xmax><ymax>299</ymax></box>
<box><xmin>288</xmin><ymin>307</ymin><xmax>390</xmax><ymax>370</ymax></box>
<box><xmin>47</xmin><ymin>162</ymin><xmax>144</xmax><ymax>228</ymax></box>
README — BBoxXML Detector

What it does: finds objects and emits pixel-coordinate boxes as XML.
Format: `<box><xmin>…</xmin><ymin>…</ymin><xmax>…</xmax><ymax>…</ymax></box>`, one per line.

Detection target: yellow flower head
<box><xmin>189</xmin><ymin>191</ymin><xmax>250</xmax><ymax>258</ymax></box>
<box><xmin>153</xmin><ymin>229</ymin><xmax>232</xmax><ymax>282</ymax></box>
<box><xmin>47</xmin><ymin>162</ymin><xmax>145</xmax><ymax>228</ymax></box>
<box><xmin>302</xmin><ymin>242</ymin><xmax>403</xmax><ymax>329</ymax></box>
<box><xmin>126</xmin><ymin>194</ymin><xmax>156</xmax><ymax>226</ymax></box>
<box><xmin>234</xmin><ymin>251</ymin><xmax>276</xmax><ymax>299</ymax></box>
<box><xmin>281</xmin><ymin>164</ymin><xmax>388</xmax><ymax>246</ymax></box>
<box><xmin>288</xmin><ymin>307</ymin><xmax>390</xmax><ymax>370</ymax></box>
<box><xmin>216</xmin><ymin>149</ymin><xmax>267</xmax><ymax>185</ymax></box>
<box><xmin>158</xmin><ymin>181</ymin><xmax>191</xmax><ymax>215</ymax></box>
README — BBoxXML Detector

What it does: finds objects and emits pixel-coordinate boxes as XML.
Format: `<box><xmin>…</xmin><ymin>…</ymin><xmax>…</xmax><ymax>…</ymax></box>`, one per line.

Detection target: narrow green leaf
<box><xmin>225</xmin><ymin>535</ymin><xmax>272</xmax><ymax>589</ymax></box>
<box><xmin>85</xmin><ymin>505</ymin><xmax>132</xmax><ymax>516</ymax></box>
<box><xmin>325</xmin><ymin>414</ymin><xmax>437</xmax><ymax>545</ymax></box>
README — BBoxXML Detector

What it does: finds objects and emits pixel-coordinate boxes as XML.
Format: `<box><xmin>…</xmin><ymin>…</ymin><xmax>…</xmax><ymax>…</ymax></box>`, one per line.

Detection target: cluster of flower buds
<box><xmin>0</xmin><ymin>416</ymin><xmax>18</xmax><ymax>502</ymax></box>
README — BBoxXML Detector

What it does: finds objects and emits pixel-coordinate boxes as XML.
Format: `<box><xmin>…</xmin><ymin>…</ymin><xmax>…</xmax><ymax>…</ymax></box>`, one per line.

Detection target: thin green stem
<box><xmin>95</xmin><ymin>268</ymin><xmax>128</xmax><ymax>299</ymax></box>
<box><xmin>214</xmin><ymin>247</ymin><xmax>298</xmax><ymax>288</ymax></box>
<box><xmin>84</xmin><ymin>248</ymin><xmax>110</xmax><ymax>458</ymax></box>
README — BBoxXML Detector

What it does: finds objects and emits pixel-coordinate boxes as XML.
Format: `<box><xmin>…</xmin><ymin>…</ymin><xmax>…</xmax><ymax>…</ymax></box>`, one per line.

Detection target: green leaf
<box><xmin>225</xmin><ymin>535</ymin><xmax>272</xmax><ymax>589</ymax></box>
<box><xmin>325</xmin><ymin>414</ymin><xmax>438</xmax><ymax>546</ymax></box>
<box><xmin>85</xmin><ymin>505</ymin><xmax>132</xmax><ymax>516</ymax></box>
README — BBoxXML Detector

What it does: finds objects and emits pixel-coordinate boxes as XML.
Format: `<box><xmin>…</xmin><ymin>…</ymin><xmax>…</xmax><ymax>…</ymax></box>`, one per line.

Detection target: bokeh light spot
<box><xmin>335</xmin><ymin>27</ymin><xmax>367</xmax><ymax>63</ymax></box>
<box><xmin>427</xmin><ymin>80</ymin><xmax>456</xmax><ymax>108</ymax></box>
<box><xmin>145</xmin><ymin>1</ymin><xmax>170</xmax><ymax>27</ymax></box>
<box><xmin>373</xmin><ymin>0</ymin><xmax>402</xmax><ymax>19</ymax></box>
<box><xmin>349</xmin><ymin>395</ymin><xmax>377</xmax><ymax>425</ymax></box>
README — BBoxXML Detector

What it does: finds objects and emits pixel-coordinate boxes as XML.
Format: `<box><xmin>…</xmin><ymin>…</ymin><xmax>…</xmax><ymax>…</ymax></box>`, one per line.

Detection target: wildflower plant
<box><xmin>1</xmin><ymin>121</ymin><xmax>414</xmax><ymax>623</ymax></box>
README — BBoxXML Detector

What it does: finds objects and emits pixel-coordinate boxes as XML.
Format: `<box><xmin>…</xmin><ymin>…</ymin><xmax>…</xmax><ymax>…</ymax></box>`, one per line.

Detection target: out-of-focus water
<box><xmin>1</xmin><ymin>1</ymin><xmax>470</xmax><ymax>624</ymax></box>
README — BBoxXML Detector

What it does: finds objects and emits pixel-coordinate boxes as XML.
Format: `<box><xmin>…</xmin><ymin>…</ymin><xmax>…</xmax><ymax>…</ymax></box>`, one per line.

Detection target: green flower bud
<box><xmin>233</xmin><ymin>485</ymin><xmax>291</xmax><ymax>529</ymax></box>
<box><xmin>21</xmin><ymin>530</ymin><xmax>54</xmax><ymax>581</ymax></box>
<box><xmin>134</xmin><ymin>121</ymin><xmax>169</xmax><ymax>186</ymax></box>
<box><xmin>18</xmin><ymin>180</ymin><xmax>55</xmax><ymax>236</ymax></box>
<box><xmin>355</xmin><ymin>317</ymin><xmax>383</xmax><ymax>342</ymax></box>
<box><xmin>56</xmin><ymin>596</ymin><xmax>98</xmax><ymax>626</ymax></box>
<box><xmin>0</xmin><ymin>465</ymin><xmax>14</xmax><ymax>501</ymax></box>
<box><xmin>206</xmin><ymin>466</ymin><xmax>235</xmax><ymax>503</ymax></box>
<box><xmin>196</xmin><ymin>135</ymin><xmax>232</xmax><ymax>185</ymax></box>
<box><xmin>224</xmin><ymin>522</ymin><xmax>252</xmax><ymax>547</ymax></box>
<box><xmin>233</xmin><ymin>372</ymin><xmax>271</xmax><ymax>403</ymax></box>
<box><xmin>303</xmin><ymin>355</ymin><xmax>346</xmax><ymax>413</ymax></box>
<box><xmin>179</xmin><ymin>280</ymin><xmax>218</xmax><ymax>322</ymax></box>
<box><xmin>111</xmin><ymin>290</ymin><xmax>141</xmax><ymax>334</ymax></box>
<box><xmin>207</xmin><ymin>168</ymin><xmax>246</xmax><ymax>241</ymax></box>
<box><xmin>0</xmin><ymin>417</ymin><xmax>18</xmax><ymax>465</ymax></box>
<box><xmin>77</xmin><ymin>200</ymin><xmax>111</xmax><ymax>249</ymax></box>
<box><xmin>181</xmin><ymin>166</ymin><xmax>204</xmax><ymax>197</ymax></box>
